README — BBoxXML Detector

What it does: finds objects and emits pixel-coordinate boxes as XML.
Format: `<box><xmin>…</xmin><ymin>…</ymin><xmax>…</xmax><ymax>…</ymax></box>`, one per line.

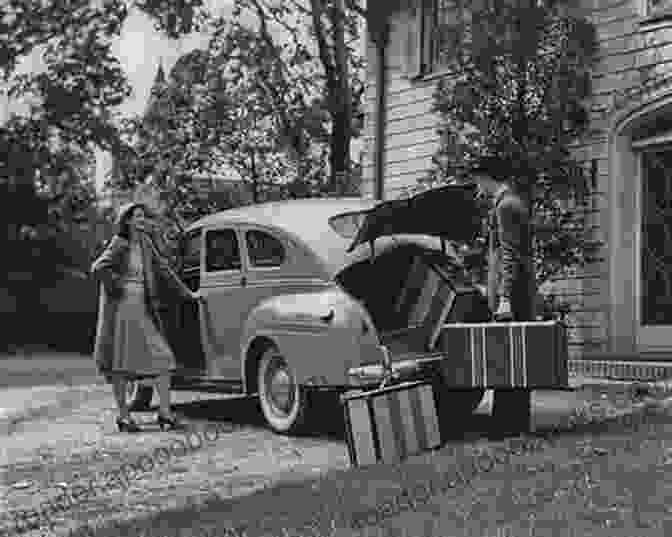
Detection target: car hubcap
<box><xmin>266</xmin><ymin>357</ymin><xmax>295</xmax><ymax>416</ymax></box>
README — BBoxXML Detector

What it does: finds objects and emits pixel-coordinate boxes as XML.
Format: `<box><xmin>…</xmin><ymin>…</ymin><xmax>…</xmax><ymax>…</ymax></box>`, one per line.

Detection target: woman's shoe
<box><xmin>116</xmin><ymin>417</ymin><xmax>142</xmax><ymax>433</ymax></box>
<box><xmin>156</xmin><ymin>413</ymin><xmax>186</xmax><ymax>431</ymax></box>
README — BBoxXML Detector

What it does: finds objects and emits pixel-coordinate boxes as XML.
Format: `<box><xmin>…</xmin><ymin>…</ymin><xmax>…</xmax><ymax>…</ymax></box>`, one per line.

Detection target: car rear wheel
<box><xmin>258</xmin><ymin>347</ymin><xmax>310</xmax><ymax>435</ymax></box>
<box><xmin>124</xmin><ymin>380</ymin><xmax>154</xmax><ymax>411</ymax></box>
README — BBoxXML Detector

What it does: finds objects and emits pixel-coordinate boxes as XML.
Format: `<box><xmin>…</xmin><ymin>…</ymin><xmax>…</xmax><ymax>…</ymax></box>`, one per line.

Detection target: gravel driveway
<box><xmin>0</xmin><ymin>385</ymin><xmax>353</xmax><ymax>537</ymax></box>
<box><xmin>0</xmin><ymin>366</ymin><xmax>662</xmax><ymax>537</ymax></box>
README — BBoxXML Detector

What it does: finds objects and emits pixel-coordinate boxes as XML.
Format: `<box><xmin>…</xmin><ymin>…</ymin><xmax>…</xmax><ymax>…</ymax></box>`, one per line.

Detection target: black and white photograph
<box><xmin>2</xmin><ymin>1</ymin><xmax>672</xmax><ymax>536</ymax></box>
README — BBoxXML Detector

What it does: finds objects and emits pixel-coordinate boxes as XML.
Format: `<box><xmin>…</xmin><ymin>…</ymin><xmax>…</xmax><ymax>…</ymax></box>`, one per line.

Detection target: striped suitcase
<box><xmin>438</xmin><ymin>321</ymin><xmax>569</xmax><ymax>389</ymax></box>
<box><xmin>341</xmin><ymin>381</ymin><xmax>441</xmax><ymax>467</ymax></box>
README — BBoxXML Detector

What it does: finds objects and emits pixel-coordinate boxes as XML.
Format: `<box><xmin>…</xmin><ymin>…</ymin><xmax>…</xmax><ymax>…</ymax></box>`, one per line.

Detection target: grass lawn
<box><xmin>52</xmin><ymin>385</ymin><xmax>672</xmax><ymax>537</ymax></box>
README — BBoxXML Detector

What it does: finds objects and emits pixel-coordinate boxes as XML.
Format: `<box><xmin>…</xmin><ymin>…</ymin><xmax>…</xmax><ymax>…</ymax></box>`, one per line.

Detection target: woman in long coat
<box><xmin>91</xmin><ymin>202</ymin><xmax>195</xmax><ymax>432</ymax></box>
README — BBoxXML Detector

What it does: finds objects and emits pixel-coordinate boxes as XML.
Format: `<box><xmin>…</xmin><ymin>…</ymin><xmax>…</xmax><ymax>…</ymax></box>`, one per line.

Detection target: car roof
<box><xmin>188</xmin><ymin>197</ymin><xmax>380</xmax><ymax>277</ymax></box>
<box><xmin>190</xmin><ymin>197</ymin><xmax>377</xmax><ymax>231</ymax></box>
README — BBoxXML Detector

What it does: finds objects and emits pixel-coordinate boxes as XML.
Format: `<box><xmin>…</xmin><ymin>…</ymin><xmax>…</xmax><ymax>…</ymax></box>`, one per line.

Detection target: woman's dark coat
<box><xmin>91</xmin><ymin>204</ymin><xmax>192</xmax><ymax>375</ymax></box>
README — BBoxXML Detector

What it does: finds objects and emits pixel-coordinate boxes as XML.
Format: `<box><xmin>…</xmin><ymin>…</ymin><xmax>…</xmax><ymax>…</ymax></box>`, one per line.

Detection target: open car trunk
<box><xmin>331</xmin><ymin>183</ymin><xmax>489</xmax><ymax>361</ymax></box>
<box><xmin>336</xmin><ymin>243</ymin><xmax>492</xmax><ymax>360</ymax></box>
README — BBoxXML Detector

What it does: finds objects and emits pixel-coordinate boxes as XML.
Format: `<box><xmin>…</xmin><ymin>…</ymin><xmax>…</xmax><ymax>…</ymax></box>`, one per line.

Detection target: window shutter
<box><xmin>403</xmin><ymin>0</ymin><xmax>425</xmax><ymax>79</ymax></box>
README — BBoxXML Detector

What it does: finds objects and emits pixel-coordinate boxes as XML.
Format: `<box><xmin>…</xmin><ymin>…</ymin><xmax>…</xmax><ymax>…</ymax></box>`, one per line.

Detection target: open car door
<box><xmin>331</xmin><ymin>184</ymin><xmax>482</xmax><ymax>253</ymax></box>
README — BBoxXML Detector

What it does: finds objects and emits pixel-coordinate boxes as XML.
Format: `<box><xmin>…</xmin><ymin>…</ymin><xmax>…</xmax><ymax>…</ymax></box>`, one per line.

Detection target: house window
<box><xmin>640</xmin><ymin>149</ymin><xmax>672</xmax><ymax>325</ymax></box>
<box><xmin>418</xmin><ymin>0</ymin><xmax>545</xmax><ymax>76</ymax></box>
<box><xmin>424</xmin><ymin>0</ymin><xmax>468</xmax><ymax>73</ymax></box>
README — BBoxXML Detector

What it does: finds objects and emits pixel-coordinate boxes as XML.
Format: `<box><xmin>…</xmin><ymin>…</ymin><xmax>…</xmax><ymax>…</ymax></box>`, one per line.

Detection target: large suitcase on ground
<box><xmin>438</xmin><ymin>320</ymin><xmax>569</xmax><ymax>389</ymax></box>
<box><xmin>341</xmin><ymin>380</ymin><xmax>441</xmax><ymax>468</ymax></box>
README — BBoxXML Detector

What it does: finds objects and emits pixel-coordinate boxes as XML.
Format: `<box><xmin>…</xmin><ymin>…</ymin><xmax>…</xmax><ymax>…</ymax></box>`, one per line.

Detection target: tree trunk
<box><xmin>330</xmin><ymin>108</ymin><xmax>350</xmax><ymax>194</ymax></box>
<box><xmin>329</xmin><ymin>0</ymin><xmax>351</xmax><ymax>194</ymax></box>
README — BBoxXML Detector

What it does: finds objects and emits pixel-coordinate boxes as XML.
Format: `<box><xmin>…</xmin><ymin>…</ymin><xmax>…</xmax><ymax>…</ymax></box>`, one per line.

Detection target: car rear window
<box><xmin>328</xmin><ymin>211</ymin><xmax>367</xmax><ymax>239</ymax></box>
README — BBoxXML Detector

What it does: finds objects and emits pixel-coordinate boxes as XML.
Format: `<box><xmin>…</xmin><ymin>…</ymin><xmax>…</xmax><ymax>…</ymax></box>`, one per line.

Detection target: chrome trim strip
<box><xmin>509</xmin><ymin>325</ymin><xmax>515</xmax><ymax>388</ymax></box>
<box><xmin>347</xmin><ymin>353</ymin><xmax>445</xmax><ymax>381</ymax></box>
<box><xmin>482</xmin><ymin>327</ymin><xmax>487</xmax><ymax>387</ymax></box>
<box><xmin>470</xmin><ymin>328</ymin><xmax>476</xmax><ymax>386</ymax></box>
<box><xmin>522</xmin><ymin>324</ymin><xmax>528</xmax><ymax>386</ymax></box>
<box><xmin>200</xmin><ymin>278</ymin><xmax>330</xmax><ymax>289</ymax></box>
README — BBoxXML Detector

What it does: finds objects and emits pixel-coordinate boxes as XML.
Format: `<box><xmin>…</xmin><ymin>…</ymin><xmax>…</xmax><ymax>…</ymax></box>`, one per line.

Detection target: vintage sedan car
<box><xmin>124</xmin><ymin>185</ymin><xmax>515</xmax><ymax>434</ymax></box>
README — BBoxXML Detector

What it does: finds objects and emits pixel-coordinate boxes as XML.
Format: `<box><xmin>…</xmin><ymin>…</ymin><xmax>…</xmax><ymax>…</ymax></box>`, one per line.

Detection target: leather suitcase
<box><xmin>438</xmin><ymin>320</ymin><xmax>569</xmax><ymax>389</ymax></box>
<box><xmin>341</xmin><ymin>380</ymin><xmax>441</xmax><ymax>467</ymax></box>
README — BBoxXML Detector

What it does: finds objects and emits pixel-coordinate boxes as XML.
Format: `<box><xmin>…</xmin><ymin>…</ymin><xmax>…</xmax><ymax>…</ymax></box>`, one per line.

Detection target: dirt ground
<box><xmin>0</xmin><ymin>385</ymin><xmax>353</xmax><ymax>537</ymax></box>
<box><xmin>1</xmin><ymin>360</ymin><xmax>670</xmax><ymax>537</ymax></box>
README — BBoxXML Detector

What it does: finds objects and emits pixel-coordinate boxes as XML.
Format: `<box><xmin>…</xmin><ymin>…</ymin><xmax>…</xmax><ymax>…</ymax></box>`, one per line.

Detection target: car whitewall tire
<box><xmin>258</xmin><ymin>347</ymin><xmax>309</xmax><ymax>435</ymax></box>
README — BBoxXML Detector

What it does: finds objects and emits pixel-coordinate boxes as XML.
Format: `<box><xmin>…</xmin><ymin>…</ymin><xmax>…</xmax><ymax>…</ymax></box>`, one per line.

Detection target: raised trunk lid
<box><xmin>328</xmin><ymin>184</ymin><xmax>482</xmax><ymax>253</ymax></box>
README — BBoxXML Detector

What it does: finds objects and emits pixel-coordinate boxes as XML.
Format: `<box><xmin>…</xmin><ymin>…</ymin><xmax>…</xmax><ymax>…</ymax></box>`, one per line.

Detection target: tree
<box><xmin>414</xmin><ymin>0</ymin><xmax>602</xmax><ymax>312</ymax></box>
<box><xmin>206</xmin><ymin>18</ymin><xmax>331</xmax><ymax>201</ymax></box>
<box><xmin>114</xmin><ymin>7</ymin><xmax>350</xmax><ymax>214</ymax></box>
<box><xmin>0</xmin><ymin>0</ymin><xmax>203</xmax><ymax>351</ymax></box>
<box><xmin>231</xmin><ymin>0</ymin><xmax>365</xmax><ymax>194</ymax></box>
<box><xmin>1</xmin><ymin>0</ymin><xmax>131</xmax><ymax>257</ymax></box>
<box><xmin>0</xmin><ymin>0</ymin><xmax>213</xmax><ymax>247</ymax></box>
<box><xmin>112</xmin><ymin>55</ymin><xmax>239</xmax><ymax>225</ymax></box>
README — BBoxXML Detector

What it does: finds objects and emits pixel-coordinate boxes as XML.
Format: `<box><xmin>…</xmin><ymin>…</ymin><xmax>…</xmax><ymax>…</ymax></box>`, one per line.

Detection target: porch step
<box><xmin>569</xmin><ymin>359</ymin><xmax>672</xmax><ymax>381</ymax></box>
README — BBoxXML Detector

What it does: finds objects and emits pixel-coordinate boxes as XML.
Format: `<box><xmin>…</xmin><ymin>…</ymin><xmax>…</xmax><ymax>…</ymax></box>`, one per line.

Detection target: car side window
<box><xmin>180</xmin><ymin>229</ymin><xmax>202</xmax><ymax>291</ymax></box>
<box><xmin>245</xmin><ymin>230</ymin><xmax>285</xmax><ymax>268</ymax></box>
<box><xmin>205</xmin><ymin>229</ymin><xmax>242</xmax><ymax>272</ymax></box>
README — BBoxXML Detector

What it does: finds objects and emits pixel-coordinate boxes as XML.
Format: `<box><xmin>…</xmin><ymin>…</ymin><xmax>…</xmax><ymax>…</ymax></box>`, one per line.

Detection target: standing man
<box><xmin>469</xmin><ymin>158</ymin><xmax>535</xmax><ymax>435</ymax></box>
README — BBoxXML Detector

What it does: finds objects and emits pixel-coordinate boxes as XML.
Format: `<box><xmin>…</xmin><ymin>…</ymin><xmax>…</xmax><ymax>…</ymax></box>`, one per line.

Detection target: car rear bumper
<box><xmin>346</xmin><ymin>347</ymin><xmax>444</xmax><ymax>386</ymax></box>
<box><xmin>346</xmin><ymin>348</ymin><xmax>572</xmax><ymax>390</ymax></box>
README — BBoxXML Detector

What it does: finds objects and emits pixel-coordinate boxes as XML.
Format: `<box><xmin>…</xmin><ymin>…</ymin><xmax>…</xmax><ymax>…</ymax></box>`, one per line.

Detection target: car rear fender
<box><xmin>240</xmin><ymin>288</ymin><xmax>384</xmax><ymax>388</ymax></box>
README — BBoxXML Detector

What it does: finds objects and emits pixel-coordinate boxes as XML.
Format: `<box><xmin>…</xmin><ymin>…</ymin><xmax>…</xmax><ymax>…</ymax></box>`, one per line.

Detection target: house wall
<box><xmin>362</xmin><ymin>0</ymin><xmax>672</xmax><ymax>358</ymax></box>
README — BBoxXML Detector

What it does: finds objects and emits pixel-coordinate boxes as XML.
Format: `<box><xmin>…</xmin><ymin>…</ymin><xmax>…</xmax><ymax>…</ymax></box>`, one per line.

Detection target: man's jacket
<box><xmin>487</xmin><ymin>185</ymin><xmax>534</xmax><ymax>320</ymax></box>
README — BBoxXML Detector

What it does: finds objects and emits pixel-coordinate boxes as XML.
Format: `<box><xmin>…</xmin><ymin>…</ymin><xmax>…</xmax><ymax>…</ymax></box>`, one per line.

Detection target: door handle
<box><xmin>240</xmin><ymin>276</ymin><xmax>247</xmax><ymax>287</ymax></box>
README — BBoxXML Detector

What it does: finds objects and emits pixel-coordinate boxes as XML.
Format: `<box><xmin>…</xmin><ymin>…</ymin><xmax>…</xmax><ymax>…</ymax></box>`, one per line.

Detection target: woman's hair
<box><xmin>116</xmin><ymin>202</ymin><xmax>149</xmax><ymax>240</ymax></box>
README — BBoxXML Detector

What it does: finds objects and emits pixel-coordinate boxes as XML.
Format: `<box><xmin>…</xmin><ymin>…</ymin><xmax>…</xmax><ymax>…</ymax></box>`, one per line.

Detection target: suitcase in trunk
<box><xmin>437</xmin><ymin>320</ymin><xmax>569</xmax><ymax>389</ymax></box>
<box><xmin>340</xmin><ymin>381</ymin><xmax>441</xmax><ymax>468</ymax></box>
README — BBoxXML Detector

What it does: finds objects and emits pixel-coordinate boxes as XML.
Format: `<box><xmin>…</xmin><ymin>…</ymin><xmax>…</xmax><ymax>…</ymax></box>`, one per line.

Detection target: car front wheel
<box><xmin>258</xmin><ymin>347</ymin><xmax>310</xmax><ymax>435</ymax></box>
